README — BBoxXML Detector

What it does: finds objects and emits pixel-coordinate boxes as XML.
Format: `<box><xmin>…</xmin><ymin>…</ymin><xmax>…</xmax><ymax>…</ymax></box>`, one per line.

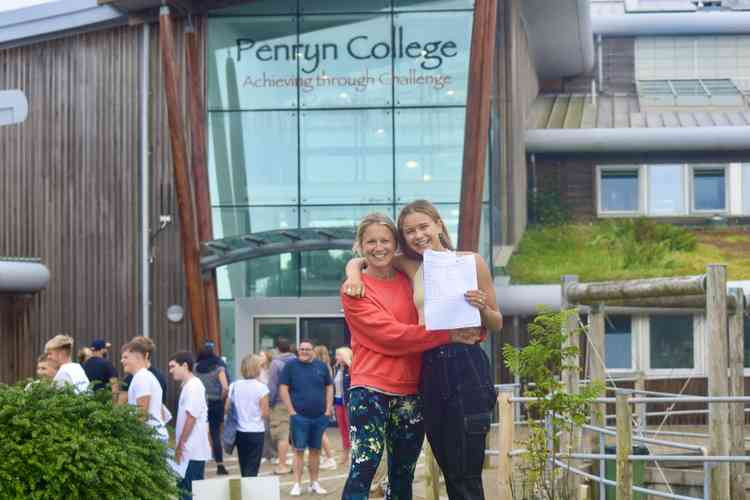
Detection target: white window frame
<box><xmin>596</xmin><ymin>165</ymin><xmax>644</xmax><ymax>216</ymax></box>
<box><xmin>690</xmin><ymin>164</ymin><xmax>729</xmax><ymax>214</ymax></box>
<box><xmin>741</xmin><ymin>164</ymin><xmax>750</xmax><ymax>215</ymax></box>
<box><xmin>603</xmin><ymin>313</ymin><xmax>639</xmax><ymax>374</ymax></box>
<box><xmin>644</xmin><ymin>164</ymin><xmax>689</xmax><ymax>217</ymax></box>
<box><xmin>643</xmin><ymin>312</ymin><xmax>703</xmax><ymax>377</ymax></box>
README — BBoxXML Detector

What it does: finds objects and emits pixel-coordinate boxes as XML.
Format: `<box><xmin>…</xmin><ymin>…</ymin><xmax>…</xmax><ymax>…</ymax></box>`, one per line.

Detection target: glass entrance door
<box><xmin>254</xmin><ymin>318</ymin><xmax>297</xmax><ymax>353</ymax></box>
<box><xmin>300</xmin><ymin>317</ymin><xmax>350</xmax><ymax>360</ymax></box>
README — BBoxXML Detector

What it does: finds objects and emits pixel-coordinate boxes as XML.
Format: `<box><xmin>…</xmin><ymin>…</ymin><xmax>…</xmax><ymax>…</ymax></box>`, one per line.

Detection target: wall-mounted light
<box><xmin>166</xmin><ymin>304</ymin><xmax>184</xmax><ymax>323</ymax></box>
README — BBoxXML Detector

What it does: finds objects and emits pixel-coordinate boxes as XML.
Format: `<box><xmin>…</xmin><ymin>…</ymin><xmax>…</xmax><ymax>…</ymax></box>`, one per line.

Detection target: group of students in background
<box><xmin>34</xmin><ymin>331</ymin><xmax>354</xmax><ymax>499</ymax></box>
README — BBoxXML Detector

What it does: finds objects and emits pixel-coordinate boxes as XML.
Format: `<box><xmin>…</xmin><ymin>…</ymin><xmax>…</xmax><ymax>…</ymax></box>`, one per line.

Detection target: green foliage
<box><xmin>503</xmin><ymin>309</ymin><xmax>604</xmax><ymax>500</ymax></box>
<box><xmin>589</xmin><ymin>218</ymin><xmax>697</xmax><ymax>269</ymax></box>
<box><xmin>0</xmin><ymin>381</ymin><xmax>179</xmax><ymax>500</ymax></box>
<box><xmin>506</xmin><ymin>221</ymin><xmax>738</xmax><ymax>285</ymax></box>
<box><xmin>529</xmin><ymin>189</ymin><xmax>571</xmax><ymax>227</ymax></box>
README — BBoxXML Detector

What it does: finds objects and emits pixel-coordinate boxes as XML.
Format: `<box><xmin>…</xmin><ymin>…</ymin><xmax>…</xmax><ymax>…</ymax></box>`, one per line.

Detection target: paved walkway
<box><xmin>205</xmin><ymin>429</ymin><xmax>502</xmax><ymax>499</ymax></box>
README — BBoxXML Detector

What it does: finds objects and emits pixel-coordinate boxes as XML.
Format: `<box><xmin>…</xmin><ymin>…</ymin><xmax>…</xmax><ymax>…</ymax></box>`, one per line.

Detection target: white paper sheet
<box><xmin>423</xmin><ymin>249</ymin><xmax>481</xmax><ymax>330</ymax></box>
<box><xmin>167</xmin><ymin>448</ymin><xmax>189</xmax><ymax>478</ymax></box>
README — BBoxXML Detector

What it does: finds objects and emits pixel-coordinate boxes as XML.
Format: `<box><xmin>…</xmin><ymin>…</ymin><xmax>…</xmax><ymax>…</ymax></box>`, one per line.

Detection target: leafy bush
<box><xmin>529</xmin><ymin>189</ymin><xmax>571</xmax><ymax>227</ymax></box>
<box><xmin>589</xmin><ymin>218</ymin><xmax>697</xmax><ymax>269</ymax></box>
<box><xmin>503</xmin><ymin>309</ymin><xmax>603</xmax><ymax>500</ymax></box>
<box><xmin>0</xmin><ymin>381</ymin><xmax>179</xmax><ymax>500</ymax></box>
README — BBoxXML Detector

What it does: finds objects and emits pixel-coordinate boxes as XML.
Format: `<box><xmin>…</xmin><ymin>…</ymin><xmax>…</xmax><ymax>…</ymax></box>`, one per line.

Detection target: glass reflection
<box><xmin>600</xmin><ymin>169</ymin><xmax>639</xmax><ymax>212</ymax></box>
<box><xmin>648</xmin><ymin>164</ymin><xmax>684</xmax><ymax>215</ymax></box>
<box><xmin>693</xmin><ymin>168</ymin><xmax>726</xmax><ymax>211</ymax></box>
<box><xmin>207</xmin><ymin>17</ymin><xmax>298</xmax><ymax>110</ymax></box>
<box><xmin>301</xmin><ymin>110</ymin><xmax>393</xmax><ymax>204</ymax></box>
<box><xmin>301</xmin><ymin>205</ymin><xmax>394</xmax><ymax>228</ymax></box>
<box><xmin>208</xmin><ymin>112</ymin><xmax>298</xmax><ymax>206</ymax></box>
<box><xmin>299</xmin><ymin>14</ymin><xmax>392</xmax><ymax>108</ymax></box>
<box><xmin>393</xmin><ymin>12</ymin><xmax>472</xmax><ymax>106</ymax></box>
<box><xmin>395</xmin><ymin>108</ymin><xmax>465</xmax><ymax>203</ymax></box>
<box><xmin>211</xmin><ymin>206</ymin><xmax>298</xmax><ymax>239</ymax></box>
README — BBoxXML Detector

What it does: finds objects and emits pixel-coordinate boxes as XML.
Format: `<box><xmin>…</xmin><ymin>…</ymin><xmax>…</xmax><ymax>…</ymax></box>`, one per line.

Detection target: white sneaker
<box><xmin>319</xmin><ymin>457</ymin><xmax>337</xmax><ymax>470</ymax></box>
<box><xmin>289</xmin><ymin>483</ymin><xmax>302</xmax><ymax>496</ymax></box>
<box><xmin>309</xmin><ymin>481</ymin><xmax>328</xmax><ymax>495</ymax></box>
<box><xmin>270</xmin><ymin>458</ymin><xmax>279</xmax><ymax>465</ymax></box>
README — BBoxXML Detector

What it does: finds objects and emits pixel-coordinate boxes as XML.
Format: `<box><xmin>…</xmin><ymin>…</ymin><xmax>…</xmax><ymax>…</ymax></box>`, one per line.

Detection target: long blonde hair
<box><xmin>397</xmin><ymin>199</ymin><xmax>453</xmax><ymax>260</ymax></box>
<box><xmin>353</xmin><ymin>212</ymin><xmax>399</xmax><ymax>257</ymax></box>
<box><xmin>335</xmin><ymin>347</ymin><xmax>353</xmax><ymax>367</ymax></box>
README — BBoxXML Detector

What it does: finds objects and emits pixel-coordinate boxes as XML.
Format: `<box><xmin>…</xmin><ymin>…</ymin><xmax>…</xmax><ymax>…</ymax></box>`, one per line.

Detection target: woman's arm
<box><xmin>341</xmin><ymin>294</ymin><xmax>479</xmax><ymax>355</ymax></box>
<box><xmin>259</xmin><ymin>394</ymin><xmax>270</xmax><ymax>419</ymax></box>
<box><xmin>218</xmin><ymin>368</ymin><xmax>229</xmax><ymax>400</ymax></box>
<box><xmin>342</xmin><ymin>255</ymin><xmax>417</xmax><ymax>297</ymax></box>
<box><xmin>463</xmin><ymin>254</ymin><xmax>503</xmax><ymax>331</ymax></box>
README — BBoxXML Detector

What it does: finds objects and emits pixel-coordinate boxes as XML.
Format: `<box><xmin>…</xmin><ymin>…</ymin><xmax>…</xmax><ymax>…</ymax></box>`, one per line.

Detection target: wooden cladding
<box><xmin>0</xmin><ymin>21</ymin><xmax>200</xmax><ymax>389</ymax></box>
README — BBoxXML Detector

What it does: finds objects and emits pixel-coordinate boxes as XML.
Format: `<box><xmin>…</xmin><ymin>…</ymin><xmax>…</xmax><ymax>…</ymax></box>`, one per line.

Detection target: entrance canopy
<box><xmin>200</xmin><ymin>227</ymin><xmax>356</xmax><ymax>272</ymax></box>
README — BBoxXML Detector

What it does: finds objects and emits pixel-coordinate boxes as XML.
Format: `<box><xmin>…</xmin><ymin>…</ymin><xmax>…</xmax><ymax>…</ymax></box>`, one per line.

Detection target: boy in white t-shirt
<box><xmin>121</xmin><ymin>339</ymin><xmax>168</xmax><ymax>442</ymax></box>
<box><xmin>45</xmin><ymin>334</ymin><xmax>90</xmax><ymax>394</ymax></box>
<box><xmin>168</xmin><ymin>351</ymin><xmax>212</xmax><ymax>500</ymax></box>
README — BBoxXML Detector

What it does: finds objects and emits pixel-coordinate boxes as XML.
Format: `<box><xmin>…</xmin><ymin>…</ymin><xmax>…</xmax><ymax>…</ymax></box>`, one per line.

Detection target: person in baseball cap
<box><xmin>83</xmin><ymin>338</ymin><xmax>118</xmax><ymax>393</ymax></box>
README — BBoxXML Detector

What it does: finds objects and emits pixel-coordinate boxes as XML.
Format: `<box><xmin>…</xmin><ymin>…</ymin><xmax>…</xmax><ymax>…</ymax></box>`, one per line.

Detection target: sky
<box><xmin>0</xmin><ymin>0</ymin><xmax>57</xmax><ymax>13</ymax></box>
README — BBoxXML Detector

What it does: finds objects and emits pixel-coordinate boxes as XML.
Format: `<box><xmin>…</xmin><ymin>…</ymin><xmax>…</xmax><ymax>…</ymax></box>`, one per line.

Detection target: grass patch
<box><xmin>507</xmin><ymin>219</ymin><xmax>750</xmax><ymax>284</ymax></box>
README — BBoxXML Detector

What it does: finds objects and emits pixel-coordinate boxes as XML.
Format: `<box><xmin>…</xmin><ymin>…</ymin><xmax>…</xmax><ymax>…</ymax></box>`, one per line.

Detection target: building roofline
<box><xmin>592</xmin><ymin>11</ymin><xmax>750</xmax><ymax>36</ymax></box>
<box><xmin>0</xmin><ymin>0</ymin><xmax>127</xmax><ymax>50</ymax></box>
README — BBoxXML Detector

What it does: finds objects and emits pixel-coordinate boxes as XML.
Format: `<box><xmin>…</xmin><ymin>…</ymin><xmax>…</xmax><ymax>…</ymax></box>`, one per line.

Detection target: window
<box><xmin>648</xmin><ymin>164</ymin><xmax>685</xmax><ymax>215</ymax></box>
<box><xmin>605</xmin><ymin>315</ymin><xmax>632</xmax><ymax>370</ymax></box>
<box><xmin>599</xmin><ymin>168</ymin><xmax>640</xmax><ymax>213</ymax></box>
<box><xmin>254</xmin><ymin>318</ymin><xmax>297</xmax><ymax>353</ymax></box>
<box><xmin>649</xmin><ymin>314</ymin><xmax>694</xmax><ymax>369</ymax></box>
<box><xmin>692</xmin><ymin>167</ymin><xmax>726</xmax><ymax>212</ymax></box>
<box><xmin>300</xmin><ymin>318</ymin><xmax>351</xmax><ymax>352</ymax></box>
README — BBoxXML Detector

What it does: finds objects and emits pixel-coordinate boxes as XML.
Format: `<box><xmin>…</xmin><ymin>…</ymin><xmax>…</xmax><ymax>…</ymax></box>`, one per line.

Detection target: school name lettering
<box><xmin>236</xmin><ymin>27</ymin><xmax>459</xmax><ymax>73</ymax></box>
<box><xmin>242</xmin><ymin>69</ymin><xmax>452</xmax><ymax>92</ymax></box>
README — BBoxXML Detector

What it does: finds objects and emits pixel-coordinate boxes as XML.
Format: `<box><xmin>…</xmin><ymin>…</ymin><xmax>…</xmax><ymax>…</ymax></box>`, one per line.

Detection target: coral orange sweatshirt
<box><xmin>341</xmin><ymin>272</ymin><xmax>451</xmax><ymax>396</ymax></box>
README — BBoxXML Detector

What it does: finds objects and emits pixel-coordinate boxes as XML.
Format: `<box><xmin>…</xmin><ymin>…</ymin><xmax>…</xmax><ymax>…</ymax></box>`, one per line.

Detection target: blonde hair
<box><xmin>45</xmin><ymin>334</ymin><xmax>74</xmax><ymax>355</ymax></box>
<box><xmin>241</xmin><ymin>354</ymin><xmax>263</xmax><ymax>379</ymax></box>
<box><xmin>353</xmin><ymin>212</ymin><xmax>398</xmax><ymax>256</ymax></box>
<box><xmin>313</xmin><ymin>345</ymin><xmax>331</xmax><ymax>365</ymax></box>
<box><xmin>397</xmin><ymin>199</ymin><xmax>453</xmax><ymax>260</ymax></box>
<box><xmin>78</xmin><ymin>347</ymin><xmax>93</xmax><ymax>364</ymax></box>
<box><xmin>335</xmin><ymin>347</ymin><xmax>353</xmax><ymax>367</ymax></box>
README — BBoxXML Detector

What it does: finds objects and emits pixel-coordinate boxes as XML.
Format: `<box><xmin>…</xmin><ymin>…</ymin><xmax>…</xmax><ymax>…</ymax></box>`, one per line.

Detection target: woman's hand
<box><xmin>341</xmin><ymin>277</ymin><xmax>365</xmax><ymax>298</ymax></box>
<box><xmin>449</xmin><ymin>327</ymin><xmax>482</xmax><ymax>344</ymax></box>
<box><xmin>464</xmin><ymin>289</ymin><xmax>489</xmax><ymax>312</ymax></box>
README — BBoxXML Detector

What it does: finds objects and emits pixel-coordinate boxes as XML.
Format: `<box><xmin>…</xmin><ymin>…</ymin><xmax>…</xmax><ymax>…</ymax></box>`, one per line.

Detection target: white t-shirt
<box><xmin>230</xmin><ymin>379</ymin><xmax>269</xmax><ymax>433</ymax></box>
<box><xmin>176</xmin><ymin>376</ymin><xmax>212</xmax><ymax>462</ymax></box>
<box><xmin>54</xmin><ymin>362</ymin><xmax>90</xmax><ymax>394</ymax></box>
<box><xmin>128</xmin><ymin>368</ymin><xmax>168</xmax><ymax>442</ymax></box>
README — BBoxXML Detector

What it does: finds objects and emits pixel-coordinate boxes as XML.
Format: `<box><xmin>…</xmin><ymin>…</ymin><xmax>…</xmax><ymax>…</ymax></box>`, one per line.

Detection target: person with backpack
<box><xmin>194</xmin><ymin>340</ymin><xmax>230</xmax><ymax>476</ymax></box>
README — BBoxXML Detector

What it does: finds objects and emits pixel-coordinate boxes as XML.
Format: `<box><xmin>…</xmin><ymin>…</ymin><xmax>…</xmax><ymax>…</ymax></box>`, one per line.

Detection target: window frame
<box><xmin>690</xmin><ymin>164</ymin><xmax>729</xmax><ymax>214</ymax></box>
<box><xmin>644</xmin><ymin>163</ymin><xmax>689</xmax><ymax>217</ymax></box>
<box><xmin>596</xmin><ymin>165</ymin><xmax>644</xmax><ymax>216</ymax></box>
<box><xmin>602</xmin><ymin>313</ymin><xmax>637</xmax><ymax>374</ymax></box>
<box><xmin>643</xmin><ymin>312</ymin><xmax>703</xmax><ymax>377</ymax></box>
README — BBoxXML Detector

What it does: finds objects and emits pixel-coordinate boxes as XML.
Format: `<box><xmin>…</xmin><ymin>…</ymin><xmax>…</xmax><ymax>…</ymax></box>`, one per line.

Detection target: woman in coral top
<box><xmin>344</xmin><ymin>200</ymin><xmax>503</xmax><ymax>500</ymax></box>
<box><xmin>340</xmin><ymin>212</ymin><xmax>477</xmax><ymax>500</ymax></box>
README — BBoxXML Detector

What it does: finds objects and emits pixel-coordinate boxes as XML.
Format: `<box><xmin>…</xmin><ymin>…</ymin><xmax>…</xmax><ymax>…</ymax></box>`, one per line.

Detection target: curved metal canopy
<box><xmin>200</xmin><ymin>227</ymin><xmax>356</xmax><ymax>272</ymax></box>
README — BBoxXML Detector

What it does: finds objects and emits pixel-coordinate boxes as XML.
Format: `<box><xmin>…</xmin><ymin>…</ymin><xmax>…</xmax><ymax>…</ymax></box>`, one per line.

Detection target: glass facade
<box><xmin>207</xmin><ymin>0</ymin><xmax>490</xmax><ymax>300</ymax></box>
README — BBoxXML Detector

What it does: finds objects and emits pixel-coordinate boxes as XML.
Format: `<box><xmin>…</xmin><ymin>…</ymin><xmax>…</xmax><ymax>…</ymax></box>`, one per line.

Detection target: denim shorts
<box><xmin>290</xmin><ymin>414</ymin><xmax>328</xmax><ymax>451</ymax></box>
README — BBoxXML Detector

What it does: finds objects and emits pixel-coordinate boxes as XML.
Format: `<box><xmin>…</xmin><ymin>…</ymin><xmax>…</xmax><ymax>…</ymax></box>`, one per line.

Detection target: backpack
<box><xmin>195</xmin><ymin>365</ymin><xmax>223</xmax><ymax>401</ymax></box>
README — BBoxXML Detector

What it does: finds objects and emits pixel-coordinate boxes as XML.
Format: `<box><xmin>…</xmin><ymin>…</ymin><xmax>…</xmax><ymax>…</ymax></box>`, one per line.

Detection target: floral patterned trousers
<box><xmin>342</xmin><ymin>387</ymin><xmax>425</xmax><ymax>500</ymax></box>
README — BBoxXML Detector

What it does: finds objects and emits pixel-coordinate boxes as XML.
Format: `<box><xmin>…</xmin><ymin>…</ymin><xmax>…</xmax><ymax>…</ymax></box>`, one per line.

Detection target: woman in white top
<box><xmin>45</xmin><ymin>334</ymin><xmax>90</xmax><ymax>394</ymax></box>
<box><xmin>121</xmin><ymin>339</ymin><xmax>168</xmax><ymax>443</ymax></box>
<box><xmin>227</xmin><ymin>354</ymin><xmax>270</xmax><ymax>477</ymax></box>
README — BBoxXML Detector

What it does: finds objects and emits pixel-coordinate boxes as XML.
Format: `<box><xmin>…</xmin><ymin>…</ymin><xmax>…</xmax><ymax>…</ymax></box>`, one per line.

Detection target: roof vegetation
<box><xmin>507</xmin><ymin>219</ymin><xmax>750</xmax><ymax>284</ymax></box>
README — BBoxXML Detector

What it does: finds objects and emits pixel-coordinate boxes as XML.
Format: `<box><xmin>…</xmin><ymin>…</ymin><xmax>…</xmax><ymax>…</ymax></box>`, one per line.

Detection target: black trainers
<box><xmin>216</xmin><ymin>464</ymin><xmax>229</xmax><ymax>476</ymax></box>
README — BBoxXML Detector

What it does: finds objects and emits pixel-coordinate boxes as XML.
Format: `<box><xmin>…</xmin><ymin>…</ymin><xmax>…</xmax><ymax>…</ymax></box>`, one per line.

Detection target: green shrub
<box><xmin>529</xmin><ymin>189</ymin><xmax>571</xmax><ymax>227</ymax></box>
<box><xmin>0</xmin><ymin>381</ymin><xmax>179</xmax><ymax>500</ymax></box>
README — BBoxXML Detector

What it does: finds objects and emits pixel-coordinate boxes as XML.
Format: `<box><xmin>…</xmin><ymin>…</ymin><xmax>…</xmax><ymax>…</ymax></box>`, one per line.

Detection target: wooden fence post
<box><xmin>562</xmin><ymin>275</ymin><xmax>581</xmax><ymax>493</ymax></box>
<box><xmin>588</xmin><ymin>304</ymin><xmax>606</xmax><ymax>446</ymax></box>
<box><xmin>634</xmin><ymin>371</ymin><xmax>646</xmax><ymax>435</ymax></box>
<box><xmin>616</xmin><ymin>392</ymin><xmax>632</xmax><ymax>500</ymax></box>
<box><xmin>729</xmin><ymin>287</ymin><xmax>746</xmax><ymax>500</ymax></box>
<box><xmin>706</xmin><ymin>265</ymin><xmax>730</xmax><ymax>500</ymax></box>
<box><xmin>498</xmin><ymin>391</ymin><xmax>514</xmax><ymax>498</ymax></box>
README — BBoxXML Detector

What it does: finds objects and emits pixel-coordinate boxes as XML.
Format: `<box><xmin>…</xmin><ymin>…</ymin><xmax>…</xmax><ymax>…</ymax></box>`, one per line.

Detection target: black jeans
<box><xmin>421</xmin><ymin>344</ymin><xmax>497</xmax><ymax>500</ymax></box>
<box><xmin>236</xmin><ymin>431</ymin><xmax>265</xmax><ymax>477</ymax></box>
<box><xmin>207</xmin><ymin>399</ymin><xmax>224</xmax><ymax>463</ymax></box>
<box><xmin>178</xmin><ymin>460</ymin><xmax>205</xmax><ymax>500</ymax></box>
